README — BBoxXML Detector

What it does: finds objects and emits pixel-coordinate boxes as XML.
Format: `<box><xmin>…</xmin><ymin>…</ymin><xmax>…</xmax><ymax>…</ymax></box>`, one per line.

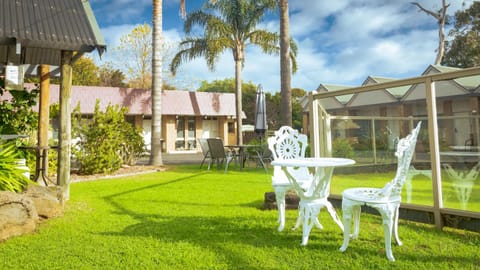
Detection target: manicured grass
<box><xmin>0</xmin><ymin>165</ymin><xmax>479</xmax><ymax>269</ymax></box>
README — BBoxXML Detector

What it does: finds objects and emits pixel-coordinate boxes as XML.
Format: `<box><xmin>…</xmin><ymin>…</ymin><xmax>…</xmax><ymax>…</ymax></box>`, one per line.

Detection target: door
<box><xmin>202</xmin><ymin>120</ymin><xmax>218</xmax><ymax>138</ymax></box>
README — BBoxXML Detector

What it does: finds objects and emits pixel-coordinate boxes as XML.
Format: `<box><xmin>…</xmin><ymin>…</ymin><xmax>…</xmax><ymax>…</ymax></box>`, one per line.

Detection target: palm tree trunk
<box><xmin>150</xmin><ymin>0</ymin><xmax>163</xmax><ymax>165</ymax></box>
<box><xmin>235</xmin><ymin>59</ymin><xmax>243</xmax><ymax>145</ymax></box>
<box><xmin>279</xmin><ymin>0</ymin><xmax>292</xmax><ymax>126</ymax></box>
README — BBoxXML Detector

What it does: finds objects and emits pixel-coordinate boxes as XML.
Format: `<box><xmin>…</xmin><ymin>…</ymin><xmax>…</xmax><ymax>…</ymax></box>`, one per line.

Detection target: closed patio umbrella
<box><xmin>254</xmin><ymin>84</ymin><xmax>268</xmax><ymax>138</ymax></box>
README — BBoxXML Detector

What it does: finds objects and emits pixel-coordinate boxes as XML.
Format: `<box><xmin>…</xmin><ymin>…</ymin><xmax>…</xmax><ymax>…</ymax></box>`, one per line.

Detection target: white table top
<box><xmin>271</xmin><ymin>157</ymin><xmax>355</xmax><ymax>167</ymax></box>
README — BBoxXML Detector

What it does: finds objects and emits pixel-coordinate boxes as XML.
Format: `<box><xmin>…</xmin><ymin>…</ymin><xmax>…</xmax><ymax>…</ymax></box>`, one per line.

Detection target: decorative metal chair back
<box><xmin>268</xmin><ymin>126</ymin><xmax>308</xmax><ymax>161</ymax></box>
<box><xmin>379</xmin><ymin>122</ymin><xmax>422</xmax><ymax>200</ymax></box>
<box><xmin>268</xmin><ymin>126</ymin><xmax>310</xmax><ymax>182</ymax></box>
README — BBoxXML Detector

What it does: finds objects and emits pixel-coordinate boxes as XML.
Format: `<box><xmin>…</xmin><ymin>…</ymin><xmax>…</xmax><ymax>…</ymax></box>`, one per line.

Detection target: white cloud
<box><xmin>92</xmin><ymin>0</ymin><xmax>470</xmax><ymax>93</ymax></box>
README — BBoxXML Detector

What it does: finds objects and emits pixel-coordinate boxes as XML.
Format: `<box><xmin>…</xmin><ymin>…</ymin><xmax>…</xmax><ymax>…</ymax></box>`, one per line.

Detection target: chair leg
<box><xmin>224</xmin><ymin>156</ymin><xmax>233</xmax><ymax>173</ymax></box>
<box><xmin>393</xmin><ymin>205</ymin><xmax>402</xmax><ymax>246</ymax></box>
<box><xmin>352</xmin><ymin>205</ymin><xmax>361</xmax><ymax>239</ymax></box>
<box><xmin>379</xmin><ymin>207</ymin><xmax>396</xmax><ymax>262</ymax></box>
<box><xmin>340</xmin><ymin>200</ymin><xmax>353</xmax><ymax>252</ymax></box>
<box><xmin>273</xmin><ymin>186</ymin><xmax>287</xmax><ymax>232</ymax></box>
<box><xmin>207</xmin><ymin>158</ymin><xmax>213</xmax><ymax>170</ymax></box>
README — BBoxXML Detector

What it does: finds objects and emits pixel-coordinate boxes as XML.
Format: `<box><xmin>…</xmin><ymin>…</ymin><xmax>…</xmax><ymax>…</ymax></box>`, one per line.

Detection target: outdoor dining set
<box><xmin>200</xmin><ymin>123</ymin><xmax>422</xmax><ymax>262</ymax></box>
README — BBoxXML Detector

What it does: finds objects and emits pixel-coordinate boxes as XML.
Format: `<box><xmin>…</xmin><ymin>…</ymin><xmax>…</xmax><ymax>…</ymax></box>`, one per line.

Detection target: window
<box><xmin>228</xmin><ymin>122</ymin><xmax>235</xmax><ymax>133</ymax></box>
<box><xmin>175</xmin><ymin>116</ymin><xmax>196</xmax><ymax>150</ymax></box>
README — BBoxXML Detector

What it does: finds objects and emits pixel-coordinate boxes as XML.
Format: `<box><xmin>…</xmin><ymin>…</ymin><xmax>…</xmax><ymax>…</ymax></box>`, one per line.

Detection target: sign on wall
<box><xmin>5</xmin><ymin>65</ymin><xmax>24</xmax><ymax>90</ymax></box>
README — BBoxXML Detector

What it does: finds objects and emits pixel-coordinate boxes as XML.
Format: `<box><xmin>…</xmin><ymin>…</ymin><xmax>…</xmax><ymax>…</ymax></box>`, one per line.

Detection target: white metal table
<box><xmin>271</xmin><ymin>157</ymin><xmax>355</xmax><ymax>245</ymax></box>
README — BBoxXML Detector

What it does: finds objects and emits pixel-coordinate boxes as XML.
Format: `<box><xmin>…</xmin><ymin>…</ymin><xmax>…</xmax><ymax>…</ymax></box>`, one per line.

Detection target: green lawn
<box><xmin>0</xmin><ymin>165</ymin><xmax>479</xmax><ymax>269</ymax></box>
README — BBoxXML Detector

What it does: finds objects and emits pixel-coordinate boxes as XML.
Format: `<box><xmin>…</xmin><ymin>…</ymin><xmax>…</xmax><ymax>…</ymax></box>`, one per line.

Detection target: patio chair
<box><xmin>207</xmin><ymin>138</ymin><xmax>236</xmax><ymax>173</ymax></box>
<box><xmin>198</xmin><ymin>138</ymin><xmax>211</xmax><ymax>169</ymax></box>
<box><xmin>339</xmin><ymin>122</ymin><xmax>421</xmax><ymax>262</ymax></box>
<box><xmin>268</xmin><ymin>126</ymin><xmax>312</xmax><ymax>231</ymax></box>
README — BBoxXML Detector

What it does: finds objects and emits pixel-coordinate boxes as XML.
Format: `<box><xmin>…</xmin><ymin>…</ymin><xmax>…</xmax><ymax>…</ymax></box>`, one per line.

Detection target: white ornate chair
<box><xmin>339</xmin><ymin>122</ymin><xmax>421</xmax><ymax>261</ymax></box>
<box><xmin>268</xmin><ymin>126</ymin><xmax>312</xmax><ymax>231</ymax></box>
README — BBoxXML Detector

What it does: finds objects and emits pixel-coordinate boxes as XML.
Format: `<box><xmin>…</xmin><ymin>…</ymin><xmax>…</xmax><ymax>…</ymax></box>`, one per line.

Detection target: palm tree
<box><xmin>279</xmin><ymin>0</ymin><xmax>292</xmax><ymax>126</ymax></box>
<box><xmin>170</xmin><ymin>0</ymin><xmax>297</xmax><ymax>145</ymax></box>
<box><xmin>150</xmin><ymin>0</ymin><xmax>217</xmax><ymax>165</ymax></box>
<box><xmin>150</xmin><ymin>0</ymin><xmax>163</xmax><ymax>165</ymax></box>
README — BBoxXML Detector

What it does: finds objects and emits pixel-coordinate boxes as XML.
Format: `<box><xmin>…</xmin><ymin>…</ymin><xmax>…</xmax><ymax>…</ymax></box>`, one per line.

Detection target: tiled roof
<box><xmin>20</xmin><ymin>84</ymin><xmax>238</xmax><ymax>117</ymax></box>
<box><xmin>0</xmin><ymin>0</ymin><xmax>106</xmax><ymax>65</ymax></box>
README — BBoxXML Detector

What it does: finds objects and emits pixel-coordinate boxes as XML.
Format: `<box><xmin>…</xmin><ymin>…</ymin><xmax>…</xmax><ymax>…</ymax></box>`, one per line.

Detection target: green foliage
<box><xmin>332</xmin><ymin>138</ymin><xmax>355</xmax><ymax>158</ymax></box>
<box><xmin>72</xmin><ymin>56</ymin><xmax>100</xmax><ymax>86</ymax></box>
<box><xmin>197</xmin><ymin>78</ymin><xmax>305</xmax><ymax>132</ymax></box>
<box><xmin>72</xmin><ymin>100</ymin><xmax>145</xmax><ymax>174</ymax></box>
<box><xmin>0</xmin><ymin>141</ymin><xmax>33</xmax><ymax>192</ymax></box>
<box><xmin>443</xmin><ymin>1</ymin><xmax>480</xmax><ymax>67</ymax></box>
<box><xmin>98</xmin><ymin>62</ymin><xmax>127</xmax><ymax>87</ymax></box>
<box><xmin>0</xmin><ymin>84</ymin><xmax>39</xmax><ymax>135</ymax></box>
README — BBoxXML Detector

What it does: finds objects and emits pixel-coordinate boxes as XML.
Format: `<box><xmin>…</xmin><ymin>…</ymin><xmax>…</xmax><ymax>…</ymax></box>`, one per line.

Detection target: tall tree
<box><xmin>170</xmin><ymin>0</ymin><xmax>297</xmax><ymax>145</ymax></box>
<box><xmin>151</xmin><ymin>0</ymin><xmax>163</xmax><ymax>165</ymax></box>
<box><xmin>412</xmin><ymin>0</ymin><xmax>450</xmax><ymax>64</ymax></box>
<box><xmin>72</xmin><ymin>56</ymin><xmax>100</xmax><ymax>86</ymax></box>
<box><xmin>150</xmin><ymin>0</ymin><xmax>215</xmax><ymax>165</ymax></box>
<box><xmin>117</xmin><ymin>23</ymin><xmax>153</xmax><ymax>89</ymax></box>
<box><xmin>279</xmin><ymin>0</ymin><xmax>292</xmax><ymax>126</ymax></box>
<box><xmin>443</xmin><ymin>1</ymin><xmax>480</xmax><ymax>67</ymax></box>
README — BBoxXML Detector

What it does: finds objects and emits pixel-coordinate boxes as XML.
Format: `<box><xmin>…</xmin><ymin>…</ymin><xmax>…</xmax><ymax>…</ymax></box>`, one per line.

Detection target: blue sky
<box><xmin>89</xmin><ymin>0</ymin><xmax>470</xmax><ymax>93</ymax></box>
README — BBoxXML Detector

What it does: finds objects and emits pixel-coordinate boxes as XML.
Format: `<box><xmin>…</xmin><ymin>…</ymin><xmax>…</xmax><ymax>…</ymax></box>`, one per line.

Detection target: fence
<box><xmin>309</xmin><ymin>66</ymin><xmax>480</xmax><ymax>232</ymax></box>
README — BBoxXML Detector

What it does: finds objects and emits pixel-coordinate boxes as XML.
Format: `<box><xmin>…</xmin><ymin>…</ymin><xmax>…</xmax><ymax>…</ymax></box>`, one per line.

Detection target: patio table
<box><xmin>271</xmin><ymin>157</ymin><xmax>355</xmax><ymax>245</ymax></box>
<box><xmin>225</xmin><ymin>144</ymin><xmax>268</xmax><ymax>171</ymax></box>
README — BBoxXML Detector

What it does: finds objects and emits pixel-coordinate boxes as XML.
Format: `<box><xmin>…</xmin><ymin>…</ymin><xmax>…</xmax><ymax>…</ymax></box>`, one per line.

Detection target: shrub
<box><xmin>72</xmin><ymin>101</ymin><xmax>145</xmax><ymax>174</ymax></box>
<box><xmin>332</xmin><ymin>138</ymin><xmax>354</xmax><ymax>159</ymax></box>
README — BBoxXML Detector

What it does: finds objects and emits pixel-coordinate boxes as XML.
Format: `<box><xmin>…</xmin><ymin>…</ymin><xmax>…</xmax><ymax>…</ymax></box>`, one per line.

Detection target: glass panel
<box><xmin>440</xmin><ymin>113</ymin><xmax>480</xmax><ymax>212</ymax></box>
<box><xmin>176</xmin><ymin>117</ymin><xmax>185</xmax><ymax>150</ymax></box>
<box><xmin>187</xmin><ymin>117</ymin><xmax>196</xmax><ymax>150</ymax></box>
<box><xmin>327</xmin><ymin>84</ymin><xmax>433</xmax><ymax>207</ymax></box>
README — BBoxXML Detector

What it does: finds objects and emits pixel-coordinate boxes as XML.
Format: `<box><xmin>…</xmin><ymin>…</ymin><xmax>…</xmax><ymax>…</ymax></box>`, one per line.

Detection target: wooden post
<box><xmin>38</xmin><ymin>65</ymin><xmax>50</xmax><ymax>184</ymax></box>
<box><xmin>58</xmin><ymin>51</ymin><xmax>73</xmax><ymax>202</ymax></box>
<box><xmin>426</xmin><ymin>77</ymin><xmax>444</xmax><ymax>229</ymax></box>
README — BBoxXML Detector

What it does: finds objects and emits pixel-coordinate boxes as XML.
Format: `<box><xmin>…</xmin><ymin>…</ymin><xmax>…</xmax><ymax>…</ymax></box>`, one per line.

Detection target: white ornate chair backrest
<box><xmin>381</xmin><ymin>122</ymin><xmax>422</xmax><ymax>200</ymax></box>
<box><xmin>268</xmin><ymin>126</ymin><xmax>307</xmax><ymax>160</ymax></box>
<box><xmin>268</xmin><ymin>126</ymin><xmax>310</xmax><ymax>183</ymax></box>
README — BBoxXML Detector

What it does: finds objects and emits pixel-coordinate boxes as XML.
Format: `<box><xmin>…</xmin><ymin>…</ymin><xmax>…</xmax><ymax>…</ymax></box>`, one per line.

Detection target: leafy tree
<box><xmin>170</xmin><ymin>0</ymin><xmax>297</xmax><ymax>145</ymax></box>
<box><xmin>72</xmin><ymin>100</ymin><xmax>145</xmax><ymax>174</ymax></box>
<box><xmin>98</xmin><ymin>63</ymin><xmax>127</xmax><ymax>87</ymax></box>
<box><xmin>72</xmin><ymin>56</ymin><xmax>100</xmax><ymax>86</ymax></box>
<box><xmin>443</xmin><ymin>1</ymin><xmax>480</xmax><ymax>67</ymax></box>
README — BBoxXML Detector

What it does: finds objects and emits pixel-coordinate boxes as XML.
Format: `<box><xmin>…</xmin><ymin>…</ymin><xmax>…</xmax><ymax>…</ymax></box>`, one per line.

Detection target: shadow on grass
<box><xmin>99</xmin><ymin>171</ymin><xmax>479</xmax><ymax>267</ymax></box>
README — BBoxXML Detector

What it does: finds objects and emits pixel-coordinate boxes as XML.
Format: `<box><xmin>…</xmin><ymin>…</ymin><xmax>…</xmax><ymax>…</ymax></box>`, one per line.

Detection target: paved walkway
<box><xmin>138</xmin><ymin>152</ymin><xmax>204</xmax><ymax>165</ymax></box>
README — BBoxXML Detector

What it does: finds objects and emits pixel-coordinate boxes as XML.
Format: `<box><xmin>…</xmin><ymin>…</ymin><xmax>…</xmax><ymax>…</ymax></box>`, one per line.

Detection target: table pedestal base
<box><xmin>297</xmin><ymin>198</ymin><xmax>344</xmax><ymax>246</ymax></box>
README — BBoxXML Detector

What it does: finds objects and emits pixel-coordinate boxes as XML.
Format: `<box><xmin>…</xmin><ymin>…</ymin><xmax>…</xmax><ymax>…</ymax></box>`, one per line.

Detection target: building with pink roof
<box><xmin>12</xmin><ymin>84</ymin><xmax>244</xmax><ymax>153</ymax></box>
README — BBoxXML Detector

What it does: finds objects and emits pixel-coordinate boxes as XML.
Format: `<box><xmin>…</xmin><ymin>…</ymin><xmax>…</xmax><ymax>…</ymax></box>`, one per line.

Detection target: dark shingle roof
<box><xmin>0</xmin><ymin>0</ymin><xmax>106</xmax><ymax>65</ymax></box>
